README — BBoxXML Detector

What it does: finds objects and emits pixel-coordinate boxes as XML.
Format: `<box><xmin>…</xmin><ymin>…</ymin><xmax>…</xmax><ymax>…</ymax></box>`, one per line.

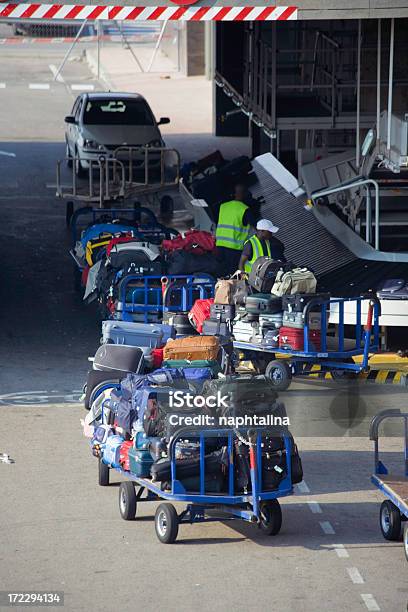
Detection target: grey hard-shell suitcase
<box><xmin>282</xmin><ymin>311</ymin><xmax>322</xmax><ymax>330</ymax></box>
<box><xmin>102</xmin><ymin>320</ymin><xmax>175</xmax><ymax>347</ymax></box>
<box><xmin>245</xmin><ymin>294</ymin><xmax>282</xmax><ymax>314</ymax></box>
<box><xmin>93</xmin><ymin>344</ymin><xmax>145</xmax><ymax>373</ymax></box>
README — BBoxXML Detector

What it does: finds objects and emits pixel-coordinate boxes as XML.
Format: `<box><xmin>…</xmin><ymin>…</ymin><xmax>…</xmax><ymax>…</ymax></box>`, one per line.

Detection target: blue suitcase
<box><xmin>101</xmin><ymin>321</ymin><xmax>175</xmax><ymax>348</ymax></box>
<box><xmin>129</xmin><ymin>447</ymin><xmax>154</xmax><ymax>477</ymax></box>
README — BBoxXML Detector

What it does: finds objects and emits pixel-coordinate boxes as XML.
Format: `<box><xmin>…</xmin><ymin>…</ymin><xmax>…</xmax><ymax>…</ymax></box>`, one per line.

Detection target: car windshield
<box><xmin>83</xmin><ymin>99</ymin><xmax>155</xmax><ymax>126</ymax></box>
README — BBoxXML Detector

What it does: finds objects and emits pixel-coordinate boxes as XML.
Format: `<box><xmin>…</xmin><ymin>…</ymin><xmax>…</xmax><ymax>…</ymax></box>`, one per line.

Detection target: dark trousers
<box><xmin>216</xmin><ymin>246</ymin><xmax>241</xmax><ymax>277</ymax></box>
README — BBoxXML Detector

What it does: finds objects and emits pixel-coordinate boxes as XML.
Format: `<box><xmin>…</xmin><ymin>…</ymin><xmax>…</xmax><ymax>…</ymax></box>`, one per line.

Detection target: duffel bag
<box><xmin>151</xmin><ymin>451</ymin><xmax>222</xmax><ymax>482</ymax></box>
<box><xmin>85</xmin><ymin>233</ymin><xmax>113</xmax><ymax>267</ymax></box>
<box><xmin>162</xmin><ymin>230</ymin><xmax>216</xmax><ymax>255</ymax></box>
<box><xmin>248</xmin><ymin>257</ymin><xmax>286</xmax><ymax>293</ymax></box>
<box><xmin>271</xmin><ymin>267</ymin><xmax>317</xmax><ymax>296</ymax></box>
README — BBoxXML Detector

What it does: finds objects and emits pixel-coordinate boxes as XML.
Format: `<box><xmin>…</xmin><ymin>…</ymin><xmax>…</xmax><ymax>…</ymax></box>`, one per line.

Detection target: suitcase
<box><xmin>119</xmin><ymin>440</ymin><xmax>133</xmax><ymax>471</ymax></box>
<box><xmin>248</xmin><ymin>257</ymin><xmax>285</xmax><ymax>293</ymax></box>
<box><xmin>162</xmin><ymin>312</ymin><xmax>198</xmax><ymax>337</ymax></box>
<box><xmin>282</xmin><ymin>311</ymin><xmax>322</xmax><ymax>330</ymax></box>
<box><xmin>93</xmin><ymin>344</ymin><xmax>145</xmax><ymax>373</ymax></box>
<box><xmin>259</xmin><ymin>313</ymin><xmax>283</xmax><ymax>330</ymax></box>
<box><xmin>377</xmin><ymin>278</ymin><xmax>408</xmax><ymax>299</ymax></box>
<box><xmin>128</xmin><ymin>447</ymin><xmax>154</xmax><ymax>477</ymax></box>
<box><xmin>232</xmin><ymin>319</ymin><xmax>259</xmax><ymax>343</ymax></box>
<box><xmin>175</xmin><ymin>441</ymin><xmax>200</xmax><ymax>461</ymax></box>
<box><xmin>163</xmin><ymin>335</ymin><xmax>220</xmax><ymax>361</ymax></box>
<box><xmin>101</xmin><ymin>321</ymin><xmax>175</xmax><ymax>347</ymax></box>
<box><xmin>84</xmin><ymin>369</ymin><xmax>127</xmax><ymax>410</ymax></box>
<box><xmin>151</xmin><ymin>452</ymin><xmax>222</xmax><ymax>482</ymax></box>
<box><xmin>245</xmin><ymin>294</ymin><xmax>282</xmax><ymax>314</ymax></box>
<box><xmin>260</xmin><ymin>329</ymin><xmax>280</xmax><ymax>348</ymax></box>
<box><xmin>202</xmin><ymin>319</ymin><xmax>231</xmax><ymax>337</ymax></box>
<box><xmin>102</xmin><ymin>435</ymin><xmax>125</xmax><ymax>468</ymax></box>
<box><xmin>163</xmin><ymin>359</ymin><xmax>221</xmax><ymax>375</ymax></box>
<box><xmin>279</xmin><ymin>327</ymin><xmax>321</xmax><ymax>351</ymax></box>
<box><xmin>210</xmin><ymin>303</ymin><xmax>236</xmax><ymax>321</ymax></box>
<box><xmin>149</xmin><ymin>438</ymin><xmax>168</xmax><ymax>461</ymax></box>
<box><xmin>188</xmin><ymin>298</ymin><xmax>214</xmax><ymax>333</ymax></box>
<box><xmin>282</xmin><ymin>293</ymin><xmax>330</xmax><ymax>313</ymax></box>
<box><xmin>235</xmin><ymin>306</ymin><xmax>259</xmax><ymax>323</ymax></box>
<box><xmin>168</xmin><ymin>473</ymin><xmax>224</xmax><ymax>493</ymax></box>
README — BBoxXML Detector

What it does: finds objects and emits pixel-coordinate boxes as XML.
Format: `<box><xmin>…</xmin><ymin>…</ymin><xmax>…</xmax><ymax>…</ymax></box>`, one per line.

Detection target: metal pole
<box><xmin>376</xmin><ymin>19</ymin><xmax>381</xmax><ymax>141</ymax></box>
<box><xmin>115</xmin><ymin>20</ymin><xmax>145</xmax><ymax>73</ymax></box>
<box><xmin>147</xmin><ymin>20</ymin><xmax>168</xmax><ymax>73</ymax></box>
<box><xmin>97</xmin><ymin>20</ymin><xmax>101</xmax><ymax>80</ymax></box>
<box><xmin>365</xmin><ymin>185</ymin><xmax>372</xmax><ymax>244</ymax></box>
<box><xmin>387</xmin><ymin>17</ymin><xmax>395</xmax><ymax>151</ymax></box>
<box><xmin>356</xmin><ymin>20</ymin><xmax>362</xmax><ymax>169</ymax></box>
<box><xmin>53</xmin><ymin>19</ymin><xmax>88</xmax><ymax>81</ymax></box>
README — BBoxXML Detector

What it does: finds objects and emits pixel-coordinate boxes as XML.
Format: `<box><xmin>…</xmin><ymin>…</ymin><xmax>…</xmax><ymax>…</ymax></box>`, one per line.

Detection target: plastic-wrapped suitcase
<box><xmin>233</xmin><ymin>319</ymin><xmax>259</xmax><ymax>343</ymax></box>
<box><xmin>202</xmin><ymin>319</ymin><xmax>231</xmax><ymax>337</ymax></box>
<box><xmin>93</xmin><ymin>344</ymin><xmax>144</xmax><ymax>373</ymax></box>
<box><xmin>102</xmin><ymin>435</ymin><xmax>125</xmax><ymax>468</ymax></box>
<box><xmin>101</xmin><ymin>320</ymin><xmax>175</xmax><ymax>347</ymax></box>
<box><xmin>282</xmin><ymin>293</ymin><xmax>330</xmax><ymax>313</ymax></box>
<box><xmin>210</xmin><ymin>303</ymin><xmax>236</xmax><ymax>321</ymax></box>
<box><xmin>279</xmin><ymin>327</ymin><xmax>321</xmax><ymax>351</ymax></box>
<box><xmin>282</xmin><ymin>311</ymin><xmax>322</xmax><ymax>330</ymax></box>
<box><xmin>163</xmin><ymin>335</ymin><xmax>219</xmax><ymax>361</ymax></box>
<box><xmin>245</xmin><ymin>294</ymin><xmax>282</xmax><ymax>314</ymax></box>
<box><xmin>188</xmin><ymin>298</ymin><xmax>214</xmax><ymax>333</ymax></box>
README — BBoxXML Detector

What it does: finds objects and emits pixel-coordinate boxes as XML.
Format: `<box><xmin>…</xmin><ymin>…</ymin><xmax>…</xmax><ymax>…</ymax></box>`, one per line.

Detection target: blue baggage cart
<box><xmin>369</xmin><ymin>409</ymin><xmax>408</xmax><ymax>562</ymax></box>
<box><xmin>98</xmin><ymin>426</ymin><xmax>297</xmax><ymax>544</ymax></box>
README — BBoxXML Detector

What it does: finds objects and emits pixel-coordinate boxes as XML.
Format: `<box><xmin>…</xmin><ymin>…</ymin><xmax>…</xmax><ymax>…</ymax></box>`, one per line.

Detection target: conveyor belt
<box><xmin>251</xmin><ymin>157</ymin><xmax>408</xmax><ymax>295</ymax></box>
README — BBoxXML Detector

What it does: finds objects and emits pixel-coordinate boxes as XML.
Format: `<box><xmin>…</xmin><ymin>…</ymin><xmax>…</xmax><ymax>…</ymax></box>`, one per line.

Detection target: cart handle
<box><xmin>369</xmin><ymin>409</ymin><xmax>405</xmax><ymax>441</ymax></box>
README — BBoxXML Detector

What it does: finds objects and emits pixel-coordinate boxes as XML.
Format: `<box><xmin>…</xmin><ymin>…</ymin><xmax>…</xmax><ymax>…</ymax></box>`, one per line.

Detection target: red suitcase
<box><xmin>188</xmin><ymin>298</ymin><xmax>214</xmax><ymax>333</ymax></box>
<box><xmin>279</xmin><ymin>327</ymin><xmax>321</xmax><ymax>351</ymax></box>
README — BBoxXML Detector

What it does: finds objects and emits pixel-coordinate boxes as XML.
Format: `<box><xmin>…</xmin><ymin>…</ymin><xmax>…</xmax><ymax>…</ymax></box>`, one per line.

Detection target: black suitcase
<box><xmin>93</xmin><ymin>344</ymin><xmax>144</xmax><ymax>373</ymax></box>
<box><xmin>248</xmin><ymin>258</ymin><xmax>285</xmax><ymax>293</ymax></box>
<box><xmin>245</xmin><ymin>294</ymin><xmax>282</xmax><ymax>314</ymax></box>
<box><xmin>84</xmin><ymin>369</ymin><xmax>127</xmax><ymax>410</ymax></box>
<box><xmin>210</xmin><ymin>303</ymin><xmax>236</xmax><ymax>321</ymax></box>
<box><xmin>282</xmin><ymin>293</ymin><xmax>330</xmax><ymax>313</ymax></box>
<box><xmin>151</xmin><ymin>453</ymin><xmax>222</xmax><ymax>482</ymax></box>
<box><xmin>162</xmin><ymin>311</ymin><xmax>198</xmax><ymax>336</ymax></box>
<box><xmin>202</xmin><ymin>319</ymin><xmax>231</xmax><ymax>337</ymax></box>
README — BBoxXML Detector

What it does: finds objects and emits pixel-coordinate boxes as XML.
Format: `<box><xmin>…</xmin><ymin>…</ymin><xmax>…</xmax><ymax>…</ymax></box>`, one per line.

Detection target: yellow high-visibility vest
<box><xmin>244</xmin><ymin>235</ymin><xmax>272</xmax><ymax>274</ymax></box>
<box><xmin>215</xmin><ymin>200</ymin><xmax>250</xmax><ymax>251</ymax></box>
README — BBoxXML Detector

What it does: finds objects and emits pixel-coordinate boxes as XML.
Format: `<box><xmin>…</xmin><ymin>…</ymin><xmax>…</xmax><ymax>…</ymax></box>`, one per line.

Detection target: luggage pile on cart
<box><xmin>82</xmin><ymin>343</ymin><xmax>304</xmax><ymax>542</ymax></box>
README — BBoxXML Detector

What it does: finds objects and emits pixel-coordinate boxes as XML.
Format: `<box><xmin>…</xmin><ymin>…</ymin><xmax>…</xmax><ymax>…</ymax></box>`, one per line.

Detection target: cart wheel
<box><xmin>380</xmin><ymin>500</ymin><xmax>402</xmax><ymax>541</ymax></box>
<box><xmin>98</xmin><ymin>459</ymin><xmax>110</xmax><ymax>487</ymax></box>
<box><xmin>119</xmin><ymin>481</ymin><xmax>137</xmax><ymax>520</ymax></box>
<box><xmin>66</xmin><ymin>201</ymin><xmax>74</xmax><ymax>227</ymax></box>
<box><xmin>259</xmin><ymin>500</ymin><xmax>282</xmax><ymax>536</ymax></box>
<box><xmin>403</xmin><ymin>524</ymin><xmax>408</xmax><ymax>562</ymax></box>
<box><xmin>155</xmin><ymin>503</ymin><xmax>179</xmax><ymax>544</ymax></box>
<box><xmin>331</xmin><ymin>359</ymin><xmax>358</xmax><ymax>380</ymax></box>
<box><xmin>265</xmin><ymin>360</ymin><xmax>292</xmax><ymax>392</ymax></box>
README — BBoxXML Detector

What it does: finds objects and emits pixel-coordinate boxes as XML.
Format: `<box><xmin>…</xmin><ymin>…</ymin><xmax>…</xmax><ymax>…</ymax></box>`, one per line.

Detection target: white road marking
<box><xmin>296</xmin><ymin>481</ymin><xmax>310</xmax><ymax>493</ymax></box>
<box><xmin>307</xmin><ymin>501</ymin><xmax>322</xmax><ymax>514</ymax></box>
<box><xmin>0</xmin><ymin>83</ymin><xmax>6</xmax><ymax>89</ymax></box>
<box><xmin>347</xmin><ymin>567</ymin><xmax>364</xmax><ymax>584</ymax></box>
<box><xmin>333</xmin><ymin>544</ymin><xmax>349</xmax><ymax>558</ymax></box>
<box><xmin>49</xmin><ymin>64</ymin><xmax>64</xmax><ymax>84</ymax></box>
<box><xmin>361</xmin><ymin>594</ymin><xmax>380</xmax><ymax>611</ymax></box>
<box><xmin>71</xmin><ymin>84</ymin><xmax>95</xmax><ymax>91</ymax></box>
<box><xmin>319</xmin><ymin>521</ymin><xmax>335</xmax><ymax>535</ymax></box>
<box><xmin>29</xmin><ymin>83</ymin><xmax>50</xmax><ymax>90</ymax></box>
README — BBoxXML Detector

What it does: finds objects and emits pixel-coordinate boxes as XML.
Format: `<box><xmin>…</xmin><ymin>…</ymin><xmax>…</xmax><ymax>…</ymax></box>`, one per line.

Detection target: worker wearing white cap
<box><xmin>239</xmin><ymin>218</ymin><xmax>285</xmax><ymax>274</ymax></box>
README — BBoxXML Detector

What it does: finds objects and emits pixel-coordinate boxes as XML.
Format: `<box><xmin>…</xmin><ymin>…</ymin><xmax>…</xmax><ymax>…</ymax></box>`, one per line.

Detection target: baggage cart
<box><xmin>369</xmin><ymin>409</ymin><xmax>408</xmax><ymax>562</ymax></box>
<box><xmin>117</xmin><ymin>274</ymin><xmax>215</xmax><ymax>323</ymax></box>
<box><xmin>98</xmin><ymin>426</ymin><xmax>297</xmax><ymax>544</ymax></box>
<box><xmin>233</xmin><ymin>295</ymin><xmax>381</xmax><ymax>391</ymax></box>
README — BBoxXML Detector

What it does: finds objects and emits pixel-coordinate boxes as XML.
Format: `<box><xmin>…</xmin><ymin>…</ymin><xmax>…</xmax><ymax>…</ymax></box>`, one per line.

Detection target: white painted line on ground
<box><xmin>0</xmin><ymin>83</ymin><xmax>6</xmax><ymax>89</ymax></box>
<box><xmin>307</xmin><ymin>501</ymin><xmax>322</xmax><ymax>514</ymax></box>
<box><xmin>333</xmin><ymin>544</ymin><xmax>349</xmax><ymax>558</ymax></box>
<box><xmin>347</xmin><ymin>567</ymin><xmax>364</xmax><ymax>584</ymax></box>
<box><xmin>296</xmin><ymin>481</ymin><xmax>310</xmax><ymax>493</ymax></box>
<box><xmin>319</xmin><ymin>521</ymin><xmax>335</xmax><ymax>535</ymax></box>
<box><xmin>361</xmin><ymin>594</ymin><xmax>380</xmax><ymax>611</ymax></box>
<box><xmin>71</xmin><ymin>84</ymin><xmax>95</xmax><ymax>91</ymax></box>
<box><xmin>29</xmin><ymin>83</ymin><xmax>50</xmax><ymax>90</ymax></box>
<box><xmin>49</xmin><ymin>64</ymin><xmax>64</xmax><ymax>84</ymax></box>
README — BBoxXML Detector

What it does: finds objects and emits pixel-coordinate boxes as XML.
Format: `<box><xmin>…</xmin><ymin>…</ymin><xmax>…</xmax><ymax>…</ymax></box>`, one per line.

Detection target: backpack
<box><xmin>271</xmin><ymin>267</ymin><xmax>317</xmax><ymax>296</ymax></box>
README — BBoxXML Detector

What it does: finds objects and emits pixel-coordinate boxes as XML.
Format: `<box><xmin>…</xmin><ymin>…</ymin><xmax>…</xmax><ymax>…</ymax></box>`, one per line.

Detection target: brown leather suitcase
<box><xmin>163</xmin><ymin>335</ymin><xmax>220</xmax><ymax>361</ymax></box>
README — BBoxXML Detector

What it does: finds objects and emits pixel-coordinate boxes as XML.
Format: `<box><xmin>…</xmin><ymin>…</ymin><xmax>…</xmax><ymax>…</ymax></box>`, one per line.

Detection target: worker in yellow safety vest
<box><xmin>239</xmin><ymin>218</ymin><xmax>285</xmax><ymax>274</ymax></box>
<box><xmin>215</xmin><ymin>184</ymin><xmax>256</xmax><ymax>275</ymax></box>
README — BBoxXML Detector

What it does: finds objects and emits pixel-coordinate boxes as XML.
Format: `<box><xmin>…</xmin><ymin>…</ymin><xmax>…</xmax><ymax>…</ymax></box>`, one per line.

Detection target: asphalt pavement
<box><xmin>0</xmin><ymin>30</ymin><xmax>407</xmax><ymax>612</ymax></box>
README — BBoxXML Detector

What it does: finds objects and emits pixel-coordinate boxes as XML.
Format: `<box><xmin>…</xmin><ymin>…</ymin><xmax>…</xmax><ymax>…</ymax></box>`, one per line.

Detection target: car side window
<box><xmin>75</xmin><ymin>98</ymin><xmax>83</xmax><ymax>122</ymax></box>
<box><xmin>71</xmin><ymin>98</ymin><xmax>79</xmax><ymax>116</ymax></box>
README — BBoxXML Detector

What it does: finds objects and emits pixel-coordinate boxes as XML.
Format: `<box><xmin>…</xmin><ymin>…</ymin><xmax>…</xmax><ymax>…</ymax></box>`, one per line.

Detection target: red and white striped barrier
<box><xmin>0</xmin><ymin>5</ymin><xmax>298</xmax><ymax>21</ymax></box>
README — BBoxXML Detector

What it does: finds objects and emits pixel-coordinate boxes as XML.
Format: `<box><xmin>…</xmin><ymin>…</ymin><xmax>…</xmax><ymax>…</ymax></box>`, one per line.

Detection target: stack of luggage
<box><xmin>85</xmin><ymin>365</ymin><xmax>303</xmax><ymax>494</ymax></box>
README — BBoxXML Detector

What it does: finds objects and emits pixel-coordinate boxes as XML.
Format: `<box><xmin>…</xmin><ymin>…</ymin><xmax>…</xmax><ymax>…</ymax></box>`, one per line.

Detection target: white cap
<box><xmin>256</xmin><ymin>219</ymin><xmax>279</xmax><ymax>233</ymax></box>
